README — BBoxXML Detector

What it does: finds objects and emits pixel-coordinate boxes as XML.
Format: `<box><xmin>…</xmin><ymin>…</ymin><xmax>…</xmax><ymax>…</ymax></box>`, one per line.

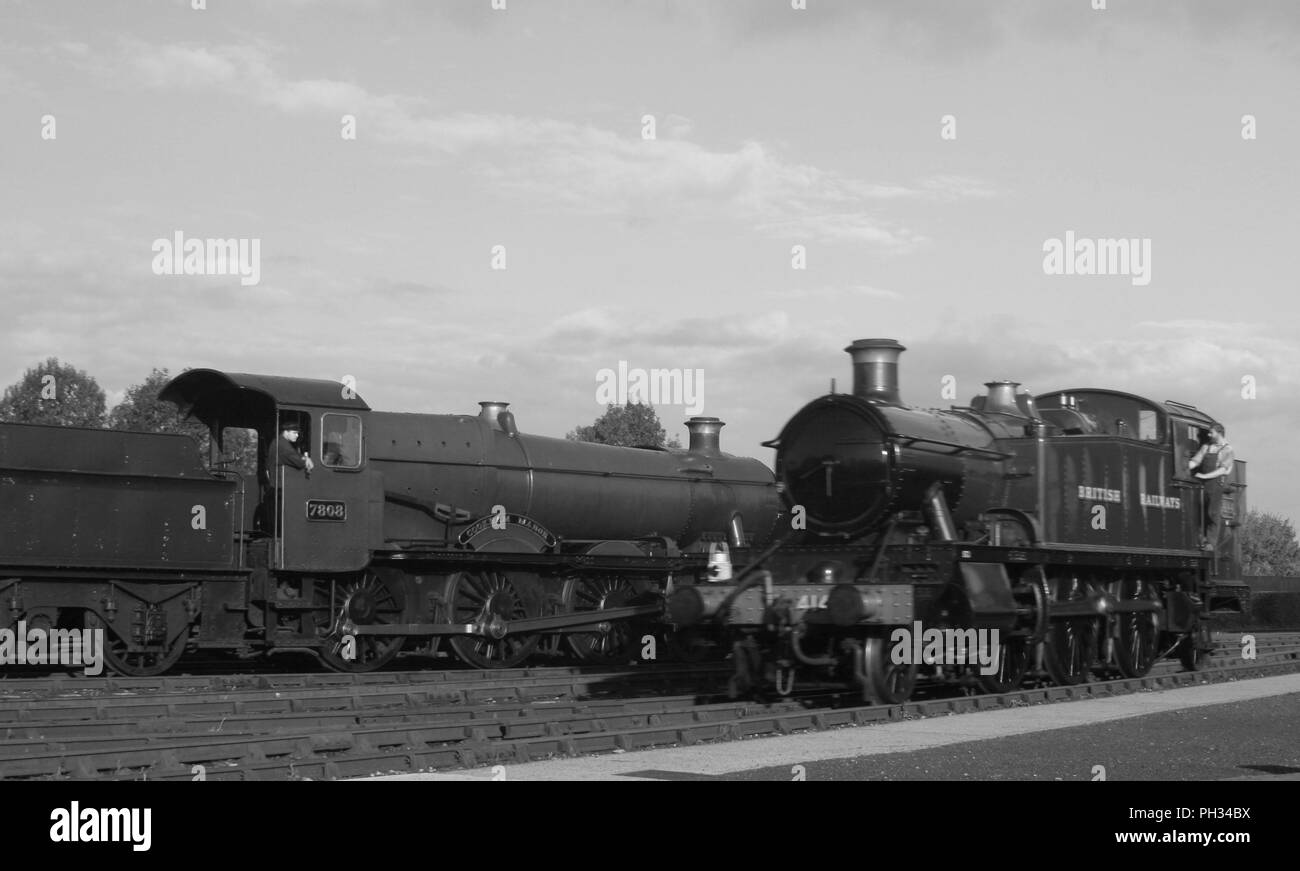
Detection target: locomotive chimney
<box><xmin>685</xmin><ymin>416</ymin><xmax>724</xmax><ymax>456</ymax></box>
<box><xmin>983</xmin><ymin>381</ymin><xmax>1022</xmax><ymax>416</ymax></box>
<box><xmin>846</xmin><ymin>338</ymin><xmax>906</xmax><ymax>406</ymax></box>
<box><xmin>478</xmin><ymin>401</ymin><xmax>510</xmax><ymax>431</ymax></box>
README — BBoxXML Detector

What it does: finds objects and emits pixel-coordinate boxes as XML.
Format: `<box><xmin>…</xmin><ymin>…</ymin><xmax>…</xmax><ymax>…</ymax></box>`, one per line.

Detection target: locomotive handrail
<box><xmin>889</xmin><ymin>434</ymin><xmax>1015</xmax><ymax>460</ymax></box>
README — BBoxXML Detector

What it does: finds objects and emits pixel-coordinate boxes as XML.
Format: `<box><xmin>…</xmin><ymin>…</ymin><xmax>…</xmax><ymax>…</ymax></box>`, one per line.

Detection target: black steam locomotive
<box><xmin>668</xmin><ymin>339</ymin><xmax>1248</xmax><ymax>702</ymax></box>
<box><xmin>0</xmin><ymin>370</ymin><xmax>780</xmax><ymax>675</ymax></box>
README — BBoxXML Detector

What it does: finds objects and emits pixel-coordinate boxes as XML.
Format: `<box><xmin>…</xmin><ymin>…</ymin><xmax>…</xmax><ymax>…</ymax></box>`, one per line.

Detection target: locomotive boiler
<box><xmin>0</xmin><ymin>369</ymin><xmax>781</xmax><ymax>675</ymax></box>
<box><xmin>669</xmin><ymin>339</ymin><xmax>1247</xmax><ymax>703</ymax></box>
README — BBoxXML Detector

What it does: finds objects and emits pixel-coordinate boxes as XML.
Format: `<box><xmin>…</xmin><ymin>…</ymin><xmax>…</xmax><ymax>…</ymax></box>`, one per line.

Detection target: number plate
<box><xmin>306</xmin><ymin>500</ymin><xmax>347</xmax><ymax>522</ymax></box>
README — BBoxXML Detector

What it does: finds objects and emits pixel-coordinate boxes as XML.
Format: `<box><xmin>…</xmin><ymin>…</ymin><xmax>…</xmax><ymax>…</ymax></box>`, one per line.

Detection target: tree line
<box><xmin>0</xmin><ymin>358</ymin><xmax>255</xmax><ymax>474</ymax></box>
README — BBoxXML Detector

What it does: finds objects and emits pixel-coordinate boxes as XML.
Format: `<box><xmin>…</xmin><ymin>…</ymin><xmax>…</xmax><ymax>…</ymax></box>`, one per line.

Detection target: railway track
<box><xmin>1</xmin><ymin>632</ymin><xmax>1297</xmax><ymax>781</ymax></box>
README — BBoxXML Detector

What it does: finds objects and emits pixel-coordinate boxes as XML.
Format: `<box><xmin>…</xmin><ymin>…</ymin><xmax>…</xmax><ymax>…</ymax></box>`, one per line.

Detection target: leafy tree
<box><xmin>109</xmin><ymin>368</ymin><xmax>207</xmax><ymax>438</ymax></box>
<box><xmin>109</xmin><ymin>367</ymin><xmax>258</xmax><ymax>475</ymax></box>
<box><xmin>566</xmin><ymin>402</ymin><xmax>683</xmax><ymax>448</ymax></box>
<box><xmin>0</xmin><ymin>358</ymin><xmax>106</xmax><ymax>426</ymax></box>
<box><xmin>1238</xmin><ymin>509</ymin><xmax>1300</xmax><ymax>576</ymax></box>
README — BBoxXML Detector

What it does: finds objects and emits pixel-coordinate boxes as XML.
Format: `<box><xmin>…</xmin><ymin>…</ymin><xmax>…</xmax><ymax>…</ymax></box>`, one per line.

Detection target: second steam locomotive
<box><xmin>670</xmin><ymin>339</ymin><xmax>1248</xmax><ymax>701</ymax></box>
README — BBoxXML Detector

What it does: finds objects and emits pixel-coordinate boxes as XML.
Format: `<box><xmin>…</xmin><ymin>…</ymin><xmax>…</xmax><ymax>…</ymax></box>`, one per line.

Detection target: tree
<box><xmin>0</xmin><ymin>358</ymin><xmax>106</xmax><ymax>426</ymax></box>
<box><xmin>109</xmin><ymin>368</ymin><xmax>207</xmax><ymax>438</ymax></box>
<box><xmin>109</xmin><ymin>367</ymin><xmax>259</xmax><ymax>475</ymax></box>
<box><xmin>566</xmin><ymin>402</ymin><xmax>683</xmax><ymax>448</ymax></box>
<box><xmin>1238</xmin><ymin>509</ymin><xmax>1300</xmax><ymax>576</ymax></box>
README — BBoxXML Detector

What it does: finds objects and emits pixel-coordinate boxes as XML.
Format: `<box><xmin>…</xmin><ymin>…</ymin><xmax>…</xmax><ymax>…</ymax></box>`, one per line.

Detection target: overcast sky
<box><xmin>2</xmin><ymin>0</ymin><xmax>1298</xmax><ymax>516</ymax></box>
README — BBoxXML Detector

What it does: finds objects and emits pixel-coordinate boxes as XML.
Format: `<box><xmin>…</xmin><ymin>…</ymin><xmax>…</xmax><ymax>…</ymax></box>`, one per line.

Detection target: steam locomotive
<box><xmin>0</xmin><ymin>370</ymin><xmax>781</xmax><ymax>675</ymax></box>
<box><xmin>668</xmin><ymin>339</ymin><xmax>1248</xmax><ymax>702</ymax></box>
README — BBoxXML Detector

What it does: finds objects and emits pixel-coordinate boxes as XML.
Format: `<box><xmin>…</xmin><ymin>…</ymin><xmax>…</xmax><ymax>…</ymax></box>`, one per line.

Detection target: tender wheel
<box><xmin>1042</xmin><ymin>574</ymin><xmax>1099</xmax><ymax>686</ymax></box>
<box><xmin>84</xmin><ymin>610</ymin><xmax>188</xmax><ymax>677</ymax></box>
<box><xmin>316</xmin><ymin>569</ymin><xmax>407</xmax><ymax>672</ymax></box>
<box><xmin>977</xmin><ymin>634</ymin><xmax>1030</xmax><ymax>694</ymax></box>
<box><xmin>1114</xmin><ymin>576</ymin><xmax>1160</xmax><ymax>678</ymax></box>
<box><xmin>445</xmin><ymin>571</ymin><xmax>541</xmax><ymax>669</ymax></box>
<box><xmin>564</xmin><ymin>576</ymin><xmax>639</xmax><ymax>663</ymax></box>
<box><xmin>858</xmin><ymin>634</ymin><xmax>918</xmax><ymax>705</ymax></box>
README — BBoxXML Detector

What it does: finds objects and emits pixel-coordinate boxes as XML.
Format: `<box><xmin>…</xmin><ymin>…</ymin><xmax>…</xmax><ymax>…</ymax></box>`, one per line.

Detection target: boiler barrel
<box><xmin>368</xmin><ymin>411</ymin><xmax>781</xmax><ymax>547</ymax></box>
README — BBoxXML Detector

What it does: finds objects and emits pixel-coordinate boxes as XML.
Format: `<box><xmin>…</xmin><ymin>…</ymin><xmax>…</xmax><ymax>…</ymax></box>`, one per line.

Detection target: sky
<box><xmin>2</xmin><ymin>0</ymin><xmax>1298</xmax><ymax>517</ymax></box>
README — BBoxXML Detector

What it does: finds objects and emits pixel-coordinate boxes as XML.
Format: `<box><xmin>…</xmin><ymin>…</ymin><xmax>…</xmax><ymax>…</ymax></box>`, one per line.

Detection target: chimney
<box><xmin>846</xmin><ymin>338</ymin><xmax>906</xmax><ymax>405</ymax></box>
<box><xmin>685</xmin><ymin>416</ymin><xmax>724</xmax><ymax>456</ymax></box>
<box><xmin>983</xmin><ymin>381</ymin><xmax>1022</xmax><ymax>415</ymax></box>
<box><xmin>478</xmin><ymin>401</ymin><xmax>510</xmax><ymax>431</ymax></box>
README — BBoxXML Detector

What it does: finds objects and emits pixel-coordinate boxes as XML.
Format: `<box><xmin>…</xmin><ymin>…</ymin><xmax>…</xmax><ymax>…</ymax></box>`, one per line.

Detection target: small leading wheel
<box><xmin>1114</xmin><ymin>576</ymin><xmax>1160</xmax><ymax>678</ymax></box>
<box><xmin>977</xmin><ymin>634</ymin><xmax>1031</xmax><ymax>694</ymax></box>
<box><xmin>564</xmin><ymin>576</ymin><xmax>639</xmax><ymax>663</ymax></box>
<box><xmin>858</xmin><ymin>634</ymin><xmax>918</xmax><ymax>705</ymax></box>
<box><xmin>1042</xmin><ymin>574</ymin><xmax>1100</xmax><ymax>686</ymax></box>
<box><xmin>445</xmin><ymin>571</ymin><xmax>542</xmax><ymax>669</ymax></box>
<box><xmin>316</xmin><ymin>569</ymin><xmax>408</xmax><ymax>672</ymax></box>
<box><xmin>1177</xmin><ymin>620</ymin><xmax>1213</xmax><ymax>671</ymax></box>
<box><xmin>84</xmin><ymin>610</ymin><xmax>188</xmax><ymax>677</ymax></box>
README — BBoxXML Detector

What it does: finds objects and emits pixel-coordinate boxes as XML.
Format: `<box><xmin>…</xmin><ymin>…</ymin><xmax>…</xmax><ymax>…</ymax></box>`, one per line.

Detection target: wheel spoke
<box><xmin>317</xmin><ymin>570</ymin><xmax>407</xmax><ymax>673</ymax></box>
<box><xmin>566</xmin><ymin>576</ymin><xmax>639</xmax><ymax>663</ymax></box>
<box><xmin>446</xmin><ymin>572</ymin><xmax>541</xmax><ymax>669</ymax></box>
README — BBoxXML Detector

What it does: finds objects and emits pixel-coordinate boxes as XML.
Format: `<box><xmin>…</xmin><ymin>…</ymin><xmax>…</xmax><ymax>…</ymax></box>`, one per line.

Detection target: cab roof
<box><xmin>1035</xmin><ymin>387</ymin><xmax>1221</xmax><ymax>428</ymax></box>
<box><xmin>160</xmin><ymin>369</ymin><xmax>369</xmax><ymax>430</ymax></box>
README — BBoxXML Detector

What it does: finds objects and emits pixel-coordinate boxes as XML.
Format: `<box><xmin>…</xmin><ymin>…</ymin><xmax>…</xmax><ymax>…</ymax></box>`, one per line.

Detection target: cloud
<box><xmin>120</xmin><ymin>42</ymin><xmax>995</xmax><ymax>250</ymax></box>
<box><xmin>132</xmin><ymin>44</ymin><xmax>272</xmax><ymax>89</ymax></box>
<box><xmin>770</xmin><ymin>284</ymin><xmax>902</xmax><ymax>301</ymax></box>
<box><xmin>662</xmin><ymin>113</ymin><xmax>694</xmax><ymax>140</ymax></box>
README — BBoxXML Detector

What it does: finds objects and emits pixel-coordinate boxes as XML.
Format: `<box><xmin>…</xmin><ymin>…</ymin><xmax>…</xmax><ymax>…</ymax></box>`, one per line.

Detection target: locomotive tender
<box><xmin>668</xmin><ymin>339</ymin><xmax>1248</xmax><ymax>702</ymax></box>
<box><xmin>0</xmin><ymin>370</ymin><xmax>780</xmax><ymax>675</ymax></box>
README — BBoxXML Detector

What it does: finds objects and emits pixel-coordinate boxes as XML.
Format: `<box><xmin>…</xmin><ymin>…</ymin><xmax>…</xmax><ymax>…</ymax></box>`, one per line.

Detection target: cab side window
<box><xmin>321</xmin><ymin>413</ymin><xmax>362</xmax><ymax>469</ymax></box>
<box><xmin>1172</xmin><ymin>421</ymin><xmax>1204</xmax><ymax>479</ymax></box>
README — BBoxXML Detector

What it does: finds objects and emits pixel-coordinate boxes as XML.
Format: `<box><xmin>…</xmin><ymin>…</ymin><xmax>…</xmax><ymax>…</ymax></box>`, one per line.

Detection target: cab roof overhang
<box><xmin>159</xmin><ymin>369</ymin><xmax>370</xmax><ymax>430</ymax></box>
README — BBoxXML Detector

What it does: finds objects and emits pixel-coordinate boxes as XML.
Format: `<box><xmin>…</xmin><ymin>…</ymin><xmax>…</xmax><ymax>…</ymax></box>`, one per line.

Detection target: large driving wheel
<box><xmin>445</xmin><ymin>571</ymin><xmax>542</xmax><ymax>669</ymax></box>
<box><xmin>1042</xmin><ymin>573</ymin><xmax>1100</xmax><ymax>686</ymax></box>
<box><xmin>316</xmin><ymin>569</ymin><xmax>407</xmax><ymax>672</ymax></box>
<box><xmin>977</xmin><ymin>634</ymin><xmax>1031</xmax><ymax>694</ymax></box>
<box><xmin>1113</xmin><ymin>575</ymin><xmax>1160</xmax><ymax>678</ymax></box>
<box><xmin>564</xmin><ymin>576</ymin><xmax>639</xmax><ymax>663</ymax></box>
<box><xmin>84</xmin><ymin>610</ymin><xmax>188</xmax><ymax>677</ymax></box>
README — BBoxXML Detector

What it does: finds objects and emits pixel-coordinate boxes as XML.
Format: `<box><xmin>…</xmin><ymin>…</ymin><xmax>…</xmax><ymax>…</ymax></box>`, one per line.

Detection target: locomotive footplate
<box><xmin>380</xmin><ymin>550</ymin><xmax>706</xmax><ymax>573</ymax></box>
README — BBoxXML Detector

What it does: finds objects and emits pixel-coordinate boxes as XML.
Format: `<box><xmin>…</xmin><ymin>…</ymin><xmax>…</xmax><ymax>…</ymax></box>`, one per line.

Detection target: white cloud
<box><xmin>122</xmin><ymin>43</ymin><xmax>994</xmax><ymax>250</ymax></box>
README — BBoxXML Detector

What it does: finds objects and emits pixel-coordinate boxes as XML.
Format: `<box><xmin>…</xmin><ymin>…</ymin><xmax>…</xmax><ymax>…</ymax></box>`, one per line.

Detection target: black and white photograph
<box><xmin>1</xmin><ymin>0</ymin><xmax>1295</xmax><ymax>849</ymax></box>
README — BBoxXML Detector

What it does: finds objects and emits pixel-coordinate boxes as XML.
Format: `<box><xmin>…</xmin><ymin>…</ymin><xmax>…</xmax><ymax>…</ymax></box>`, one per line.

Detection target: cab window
<box><xmin>1172</xmin><ymin>420</ymin><xmax>1205</xmax><ymax>479</ymax></box>
<box><xmin>321</xmin><ymin>413</ymin><xmax>362</xmax><ymax>469</ymax></box>
<box><xmin>1138</xmin><ymin>409</ymin><xmax>1158</xmax><ymax>441</ymax></box>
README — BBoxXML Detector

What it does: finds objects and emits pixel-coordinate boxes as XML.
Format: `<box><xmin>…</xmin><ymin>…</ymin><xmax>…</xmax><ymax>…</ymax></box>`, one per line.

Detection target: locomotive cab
<box><xmin>160</xmin><ymin>370</ymin><xmax>378</xmax><ymax>574</ymax></box>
